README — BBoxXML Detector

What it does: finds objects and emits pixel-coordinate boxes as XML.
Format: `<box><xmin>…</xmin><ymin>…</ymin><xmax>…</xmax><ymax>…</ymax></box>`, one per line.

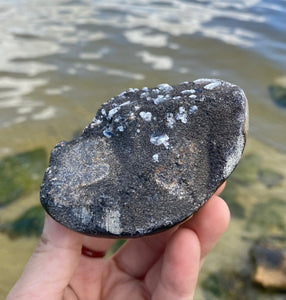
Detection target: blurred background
<box><xmin>0</xmin><ymin>0</ymin><xmax>285</xmax><ymax>299</ymax></box>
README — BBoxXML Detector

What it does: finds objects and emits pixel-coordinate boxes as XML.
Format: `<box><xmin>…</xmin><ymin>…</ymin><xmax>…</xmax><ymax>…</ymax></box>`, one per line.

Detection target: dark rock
<box><xmin>202</xmin><ymin>270</ymin><xmax>256</xmax><ymax>299</ymax></box>
<box><xmin>4</xmin><ymin>205</ymin><xmax>45</xmax><ymax>238</ymax></box>
<box><xmin>258</xmin><ymin>168</ymin><xmax>284</xmax><ymax>188</ymax></box>
<box><xmin>40</xmin><ymin>79</ymin><xmax>248</xmax><ymax>237</ymax></box>
<box><xmin>0</xmin><ymin>149</ymin><xmax>47</xmax><ymax>206</ymax></box>
<box><xmin>247</xmin><ymin>198</ymin><xmax>286</xmax><ymax>236</ymax></box>
<box><xmin>252</xmin><ymin>237</ymin><xmax>286</xmax><ymax>290</ymax></box>
<box><xmin>269</xmin><ymin>85</ymin><xmax>286</xmax><ymax>108</ymax></box>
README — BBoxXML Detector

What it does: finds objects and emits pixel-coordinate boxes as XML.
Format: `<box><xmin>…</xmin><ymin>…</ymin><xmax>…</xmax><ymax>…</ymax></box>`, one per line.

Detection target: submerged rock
<box><xmin>269</xmin><ymin>85</ymin><xmax>286</xmax><ymax>108</ymax></box>
<box><xmin>247</xmin><ymin>198</ymin><xmax>286</xmax><ymax>237</ymax></box>
<box><xmin>258</xmin><ymin>168</ymin><xmax>284</xmax><ymax>188</ymax></box>
<box><xmin>231</xmin><ymin>153</ymin><xmax>261</xmax><ymax>186</ymax></box>
<box><xmin>252</xmin><ymin>237</ymin><xmax>286</xmax><ymax>290</ymax></box>
<box><xmin>0</xmin><ymin>148</ymin><xmax>47</xmax><ymax>206</ymax></box>
<box><xmin>40</xmin><ymin>79</ymin><xmax>248</xmax><ymax>237</ymax></box>
<box><xmin>4</xmin><ymin>205</ymin><xmax>45</xmax><ymax>238</ymax></box>
<box><xmin>202</xmin><ymin>270</ymin><xmax>253</xmax><ymax>299</ymax></box>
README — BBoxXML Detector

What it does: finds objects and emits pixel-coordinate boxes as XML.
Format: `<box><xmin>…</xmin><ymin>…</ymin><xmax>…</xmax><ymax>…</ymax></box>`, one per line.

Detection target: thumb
<box><xmin>6</xmin><ymin>214</ymin><xmax>83</xmax><ymax>300</ymax></box>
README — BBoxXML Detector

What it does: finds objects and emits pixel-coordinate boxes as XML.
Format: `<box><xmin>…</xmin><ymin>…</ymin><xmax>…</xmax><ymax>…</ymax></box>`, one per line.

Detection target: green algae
<box><xmin>269</xmin><ymin>85</ymin><xmax>286</xmax><ymax>108</ymax></box>
<box><xmin>201</xmin><ymin>271</ymin><xmax>256</xmax><ymax>300</ymax></box>
<box><xmin>227</xmin><ymin>200</ymin><xmax>246</xmax><ymax>219</ymax></box>
<box><xmin>0</xmin><ymin>149</ymin><xmax>47</xmax><ymax>206</ymax></box>
<box><xmin>106</xmin><ymin>239</ymin><xmax>126</xmax><ymax>257</ymax></box>
<box><xmin>5</xmin><ymin>205</ymin><xmax>45</xmax><ymax>238</ymax></box>
<box><xmin>221</xmin><ymin>153</ymin><xmax>261</xmax><ymax>218</ymax></box>
<box><xmin>221</xmin><ymin>182</ymin><xmax>245</xmax><ymax>218</ymax></box>
<box><xmin>201</xmin><ymin>268</ymin><xmax>286</xmax><ymax>300</ymax></box>
<box><xmin>258</xmin><ymin>169</ymin><xmax>284</xmax><ymax>188</ymax></box>
<box><xmin>247</xmin><ymin>198</ymin><xmax>286</xmax><ymax>236</ymax></box>
<box><xmin>231</xmin><ymin>153</ymin><xmax>262</xmax><ymax>186</ymax></box>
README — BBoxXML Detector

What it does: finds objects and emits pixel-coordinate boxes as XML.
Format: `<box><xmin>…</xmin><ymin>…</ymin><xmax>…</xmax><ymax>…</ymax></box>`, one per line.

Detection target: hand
<box><xmin>6</xmin><ymin>185</ymin><xmax>229</xmax><ymax>300</ymax></box>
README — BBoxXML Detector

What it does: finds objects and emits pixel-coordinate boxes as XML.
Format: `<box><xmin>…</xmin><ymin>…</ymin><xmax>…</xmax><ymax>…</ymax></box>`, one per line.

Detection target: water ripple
<box><xmin>0</xmin><ymin>0</ymin><xmax>285</xmax><ymax>151</ymax></box>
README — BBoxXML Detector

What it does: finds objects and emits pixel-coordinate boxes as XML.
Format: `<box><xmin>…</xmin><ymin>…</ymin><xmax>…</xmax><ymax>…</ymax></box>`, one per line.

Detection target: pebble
<box><xmin>40</xmin><ymin>78</ymin><xmax>248</xmax><ymax>237</ymax></box>
<box><xmin>252</xmin><ymin>237</ymin><xmax>286</xmax><ymax>290</ymax></box>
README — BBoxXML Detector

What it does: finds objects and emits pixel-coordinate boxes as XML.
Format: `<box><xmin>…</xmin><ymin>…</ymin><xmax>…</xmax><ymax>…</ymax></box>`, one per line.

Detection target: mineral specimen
<box><xmin>40</xmin><ymin>79</ymin><xmax>248</xmax><ymax>237</ymax></box>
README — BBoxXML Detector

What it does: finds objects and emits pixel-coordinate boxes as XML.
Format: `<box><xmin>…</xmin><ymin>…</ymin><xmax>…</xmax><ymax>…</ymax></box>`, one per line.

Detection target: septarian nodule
<box><xmin>41</xmin><ymin>79</ymin><xmax>248</xmax><ymax>238</ymax></box>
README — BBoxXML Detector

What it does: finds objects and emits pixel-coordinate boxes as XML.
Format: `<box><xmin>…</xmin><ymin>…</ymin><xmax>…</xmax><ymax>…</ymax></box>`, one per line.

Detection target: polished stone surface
<box><xmin>40</xmin><ymin>79</ymin><xmax>248</xmax><ymax>237</ymax></box>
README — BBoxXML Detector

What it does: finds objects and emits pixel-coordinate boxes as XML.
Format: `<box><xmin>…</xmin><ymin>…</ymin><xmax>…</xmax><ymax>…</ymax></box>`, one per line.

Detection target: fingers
<box><xmin>112</xmin><ymin>227</ymin><xmax>177</xmax><ymax>279</ymax></box>
<box><xmin>112</xmin><ymin>189</ymin><xmax>229</xmax><ymax>279</ymax></box>
<box><xmin>148</xmin><ymin>196</ymin><xmax>229</xmax><ymax>300</ymax></box>
<box><xmin>151</xmin><ymin>228</ymin><xmax>200</xmax><ymax>300</ymax></box>
<box><xmin>215</xmin><ymin>181</ymin><xmax>226</xmax><ymax>196</ymax></box>
<box><xmin>183</xmin><ymin>195</ymin><xmax>230</xmax><ymax>259</ymax></box>
<box><xmin>82</xmin><ymin>236</ymin><xmax>114</xmax><ymax>258</ymax></box>
<box><xmin>6</xmin><ymin>215</ymin><xmax>83</xmax><ymax>300</ymax></box>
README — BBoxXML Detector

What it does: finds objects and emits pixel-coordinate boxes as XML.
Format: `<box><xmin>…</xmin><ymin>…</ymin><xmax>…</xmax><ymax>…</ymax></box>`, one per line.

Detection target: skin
<box><xmin>6</xmin><ymin>183</ymin><xmax>229</xmax><ymax>300</ymax></box>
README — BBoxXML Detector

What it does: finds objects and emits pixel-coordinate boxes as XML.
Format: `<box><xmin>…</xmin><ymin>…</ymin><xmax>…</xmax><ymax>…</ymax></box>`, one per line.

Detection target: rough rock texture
<box><xmin>40</xmin><ymin>79</ymin><xmax>248</xmax><ymax>237</ymax></box>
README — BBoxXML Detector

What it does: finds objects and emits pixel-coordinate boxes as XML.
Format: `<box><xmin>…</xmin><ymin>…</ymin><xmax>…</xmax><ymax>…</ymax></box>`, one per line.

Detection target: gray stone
<box><xmin>40</xmin><ymin>79</ymin><xmax>248</xmax><ymax>237</ymax></box>
<box><xmin>269</xmin><ymin>85</ymin><xmax>286</xmax><ymax>108</ymax></box>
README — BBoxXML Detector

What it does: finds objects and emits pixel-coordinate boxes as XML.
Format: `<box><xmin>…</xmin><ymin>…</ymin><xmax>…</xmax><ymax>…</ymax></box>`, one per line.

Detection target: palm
<box><xmin>68</xmin><ymin>243</ymin><xmax>154</xmax><ymax>300</ymax></box>
<box><xmin>7</xmin><ymin>188</ymin><xmax>229</xmax><ymax>300</ymax></box>
<box><xmin>70</xmin><ymin>261</ymin><xmax>147</xmax><ymax>299</ymax></box>
<box><xmin>67</xmin><ymin>229</ymin><xmax>180</xmax><ymax>300</ymax></box>
<box><xmin>68</xmin><ymin>229</ymin><xmax>195</xmax><ymax>300</ymax></box>
<box><xmin>66</xmin><ymin>192</ymin><xmax>229</xmax><ymax>300</ymax></box>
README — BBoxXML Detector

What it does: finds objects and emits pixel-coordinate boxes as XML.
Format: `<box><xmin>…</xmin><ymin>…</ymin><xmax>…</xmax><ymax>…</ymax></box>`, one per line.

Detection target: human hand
<box><xmin>6</xmin><ymin>184</ymin><xmax>229</xmax><ymax>300</ymax></box>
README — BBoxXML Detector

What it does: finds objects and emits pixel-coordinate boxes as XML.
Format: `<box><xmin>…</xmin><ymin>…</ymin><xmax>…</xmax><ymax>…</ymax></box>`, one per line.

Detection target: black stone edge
<box><xmin>42</xmin><ymin>205</ymin><xmax>195</xmax><ymax>239</ymax></box>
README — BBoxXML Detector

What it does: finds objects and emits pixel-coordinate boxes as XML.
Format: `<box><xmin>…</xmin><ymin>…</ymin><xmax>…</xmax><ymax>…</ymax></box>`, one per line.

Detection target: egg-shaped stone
<box><xmin>40</xmin><ymin>79</ymin><xmax>248</xmax><ymax>237</ymax></box>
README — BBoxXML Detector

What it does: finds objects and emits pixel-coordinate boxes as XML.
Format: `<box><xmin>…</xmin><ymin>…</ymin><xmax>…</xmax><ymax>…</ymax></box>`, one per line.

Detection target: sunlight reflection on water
<box><xmin>0</xmin><ymin>0</ymin><xmax>285</xmax><ymax>151</ymax></box>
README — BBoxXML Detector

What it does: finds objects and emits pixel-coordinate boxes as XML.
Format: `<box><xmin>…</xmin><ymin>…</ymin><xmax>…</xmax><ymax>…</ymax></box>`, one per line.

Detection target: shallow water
<box><xmin>0</xmin><ymin>0</ymin><xmax>286</xmax><ymax>298</ymax></box>
<box><xmin>0</xmin><ymin>0</ymin><xmax>285</xmax><ymax>156</ymax></box>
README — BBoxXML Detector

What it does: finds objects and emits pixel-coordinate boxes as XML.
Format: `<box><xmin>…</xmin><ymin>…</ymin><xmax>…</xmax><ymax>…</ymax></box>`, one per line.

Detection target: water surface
<box><xmin>0</xmin><ymin>0</ymin><xmax>285</xmax><ymax>156</ymax></box>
